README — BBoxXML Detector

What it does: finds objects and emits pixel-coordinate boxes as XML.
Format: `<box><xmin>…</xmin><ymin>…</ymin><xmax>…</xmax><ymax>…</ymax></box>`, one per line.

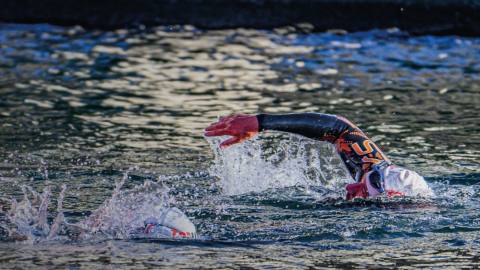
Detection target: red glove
<box><xmin>204</xmin><ymin>114</ymin><xmax>259</xmax><ymax>149</ymax></box>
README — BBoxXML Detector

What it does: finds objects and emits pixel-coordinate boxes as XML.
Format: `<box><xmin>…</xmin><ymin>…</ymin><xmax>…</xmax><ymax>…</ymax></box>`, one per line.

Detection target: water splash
<box><xmin>77</xmin><ymin>171</ymin><xmax>175</xmax><ymax>239</ymax></box>
<box><xmin>6</xmin><ymin>185</ymin><xmax>66</xmax><ymax>241</ymax></box>
<box><xmin>206</xmin><ymin>133</ymin><xmax>352</xmax><ymax>197</ymax></box>
<box><xmin>1</xmin><ymin>171</ymin><xmax>196</xmax><ymax>242</ymax></box>
<box><xmin>47</xmin><ymin>185</ymin><xmax>67</xmax><ymax>239</ymax></box>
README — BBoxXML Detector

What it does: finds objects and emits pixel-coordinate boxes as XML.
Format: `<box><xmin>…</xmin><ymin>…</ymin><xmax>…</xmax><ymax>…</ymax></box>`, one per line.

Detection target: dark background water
<box><xmin>0</xmin><ymin>24</ymin><xmax>479</xmax><ymax>268</ymax></box>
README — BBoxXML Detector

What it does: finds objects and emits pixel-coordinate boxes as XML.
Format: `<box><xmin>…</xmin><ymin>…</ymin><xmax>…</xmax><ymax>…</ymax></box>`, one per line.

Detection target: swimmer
<box><xmin>65</xmin><ymin>207</ymin><xmax>197</xmax><ymax>240</ymax></box>
<box><xmin>205</xmin><ymin>113</ymin><xmax>433</xmax><ymax>200</ymax></box>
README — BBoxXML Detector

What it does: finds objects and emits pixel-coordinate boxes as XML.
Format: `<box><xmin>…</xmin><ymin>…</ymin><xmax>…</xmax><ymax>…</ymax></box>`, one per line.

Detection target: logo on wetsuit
<box><xmin>351</xmin><ymin>140</ymin><xmax>386</xmax><ymax>164</ymax></box>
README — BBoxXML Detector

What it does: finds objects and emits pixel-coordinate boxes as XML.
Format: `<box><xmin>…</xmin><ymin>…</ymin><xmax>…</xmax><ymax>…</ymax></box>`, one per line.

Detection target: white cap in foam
<box><xmin>159</xmin><ymin>207</ymin><xmax>196</xmax><ymax>234</ymax></box>
<box><xmin>145</xmin><ymin>207</ymin><xmax>196</xmax><ymax>238</ymax></box>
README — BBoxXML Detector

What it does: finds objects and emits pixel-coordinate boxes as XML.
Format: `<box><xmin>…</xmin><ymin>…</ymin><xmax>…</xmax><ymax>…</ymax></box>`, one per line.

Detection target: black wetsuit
<box><xmin>256</xmin><ymin>113</ymin><xmax>390</xmax><ymax>182</ymax></box>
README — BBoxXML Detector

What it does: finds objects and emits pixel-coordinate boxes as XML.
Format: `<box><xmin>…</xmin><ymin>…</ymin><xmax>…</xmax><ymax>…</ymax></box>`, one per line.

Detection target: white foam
<box><xmin>206</xmin><ymin>133</ymin><xmax>353</xmax><ymax>196</ymax></box>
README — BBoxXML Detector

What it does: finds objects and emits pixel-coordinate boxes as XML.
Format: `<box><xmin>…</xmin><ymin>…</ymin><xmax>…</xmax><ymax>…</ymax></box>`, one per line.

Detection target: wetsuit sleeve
<box><xmin>256</xmin><ymin>113</ymin><xmax>350</xmax><ymax>143</ymax></box>
<box><xmin>256</xmin><ymin>113</ymin><xmax>390</xmax><ymax>181</ymax></box>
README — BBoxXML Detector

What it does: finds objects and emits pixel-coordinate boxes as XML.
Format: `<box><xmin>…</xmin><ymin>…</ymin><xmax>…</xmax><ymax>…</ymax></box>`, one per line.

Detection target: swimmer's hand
<box><xmin>204</xmin><ymin>114</ymin><xmax>259</xmax><ymax>149</ymax></box>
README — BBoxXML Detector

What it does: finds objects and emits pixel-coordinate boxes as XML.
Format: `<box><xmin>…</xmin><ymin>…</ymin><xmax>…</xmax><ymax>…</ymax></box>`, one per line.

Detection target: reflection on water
<box><xmin>0</xmin><ymin>23</ymin><xmax>479</xmax><ymax>268</ymax></box>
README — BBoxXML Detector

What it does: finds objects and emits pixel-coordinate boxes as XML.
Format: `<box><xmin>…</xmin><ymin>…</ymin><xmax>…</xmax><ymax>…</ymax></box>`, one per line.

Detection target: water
<box><xmin>0</xmin><ymin>23</ymin><xmax>479</xmax><ymax>268</ymax></box>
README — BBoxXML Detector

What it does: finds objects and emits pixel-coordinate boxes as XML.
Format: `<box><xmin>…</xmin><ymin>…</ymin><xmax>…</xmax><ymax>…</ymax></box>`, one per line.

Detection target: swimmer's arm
<box><xmin>256</xmin><ymin>113</ymin><xmax>352</xmax><ymax>143</ymax></box>
<box><xmin>204</xmin><ymin>113</ymin><xmax>357</xmax><ymax>148</ymax></box>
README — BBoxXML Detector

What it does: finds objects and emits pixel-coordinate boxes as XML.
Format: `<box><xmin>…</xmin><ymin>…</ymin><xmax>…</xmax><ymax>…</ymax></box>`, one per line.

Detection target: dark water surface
<box><xmin>0</xmin><ymin>24</ymin><xmax>479</xmax><ymax>269</ymax></box>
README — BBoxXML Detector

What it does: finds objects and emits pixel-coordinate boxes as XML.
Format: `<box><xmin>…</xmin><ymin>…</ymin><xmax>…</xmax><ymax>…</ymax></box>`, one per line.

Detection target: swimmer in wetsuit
<box><xmin>205</xmin><ymin>113</ymin><xmax>432</xmax><ymax>200</ymax></box>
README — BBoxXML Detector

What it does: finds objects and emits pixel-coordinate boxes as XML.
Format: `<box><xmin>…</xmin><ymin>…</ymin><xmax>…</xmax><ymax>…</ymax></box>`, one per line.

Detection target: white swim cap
<box><xmin>364</xmin><ymin>165</ymin><xmax>433</xmax><ymax>198</ymax></box>
<box><xmin>144</xmin><ymin>207</ymin><xmax>196</xmax><ymax>238</ymax></box>
<box><xmin>382</xmin><ymin>166</ymin><xmax>433</xmax><ymax>197</ymax></box>
<box><xmin>158</xmin><ymin>207</ymin><xmax>196</xmax><ymax>234</ymax></box>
